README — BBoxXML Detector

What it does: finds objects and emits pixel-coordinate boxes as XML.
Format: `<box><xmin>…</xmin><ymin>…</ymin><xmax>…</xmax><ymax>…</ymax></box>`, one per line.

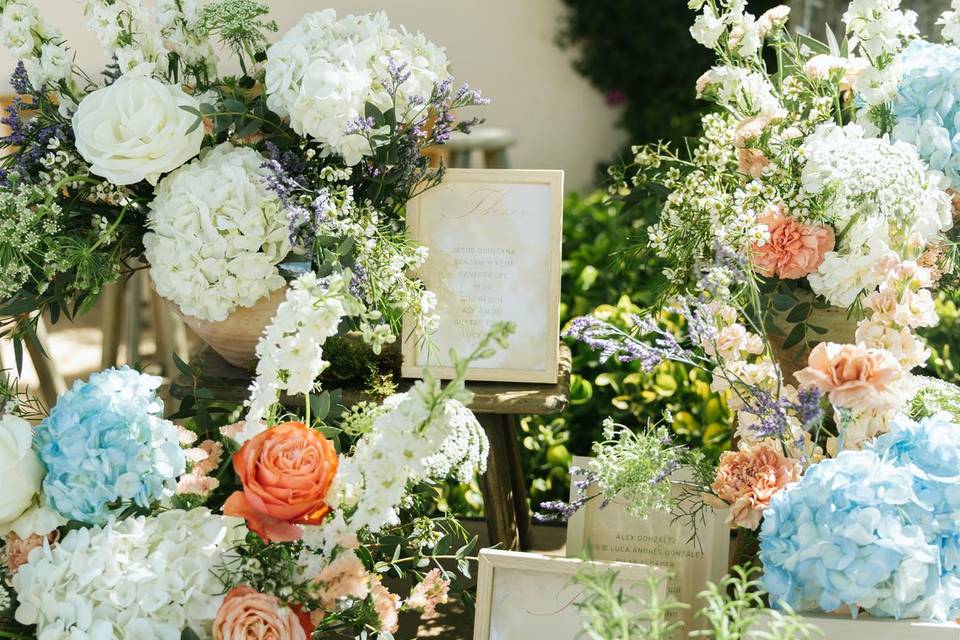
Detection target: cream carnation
<box><xmin>12</xmin><ymin>509</ymin><xmax>245</xmax><ymax>639</ymax></box>
<box><xmin>144</xmin><ymin>143</ymin><xmax>291</xmax><ymax>322</ymax></box>
<box><xmin>72</xmin><ymin>75</ymin><xmax>203</xmax><ymax>185</ymax></box>
<box><xmin>264</xmin><ymin>10</ymin><xmax>449</xmax><ymax>165</ymax></box>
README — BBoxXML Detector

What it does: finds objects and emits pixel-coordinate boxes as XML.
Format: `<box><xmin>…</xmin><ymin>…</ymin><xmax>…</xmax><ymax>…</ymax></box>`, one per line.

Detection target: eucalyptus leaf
<box><xmin>783</xmin><ymin>323</ymin><xmax>806</xmax><ymax>350</ymax></box>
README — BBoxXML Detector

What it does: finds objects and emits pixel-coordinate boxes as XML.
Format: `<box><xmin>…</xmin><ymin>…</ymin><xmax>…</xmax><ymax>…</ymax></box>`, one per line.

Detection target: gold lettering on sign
<box><xmin>442</xmin><ymin>187</ymin><xmax>529</xmax><ymax>219</ymax></box>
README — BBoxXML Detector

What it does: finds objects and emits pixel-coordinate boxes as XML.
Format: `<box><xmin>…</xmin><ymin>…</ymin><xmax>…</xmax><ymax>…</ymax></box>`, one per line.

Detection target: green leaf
<box><xmin>182</xmin><ymin>627</ymin><xmax>203</xmax><ymax>640</ymax></box>
<box><xmin>172</xmin><ymin>352</ymin><xmax>193</xmax><ymax>377</ymax></box>
<box><xmin>235</xmin><ymin>117</ymin><xmax>261</xmax><ymax>139</ymax></box>
<box><xmin>178</xmin><ymin>105</ymin><xmax>201</xmax><ymax>116</ymax></box>
<box><xmin>786</xmin><ymin>302</ymin><xmax>811</xmax><ymax>323</ymax></box>
<box><xmin>809</xmin><ymin>324</ymin><xmax>829</xmax><ymax>335</ymax></box>
<box><xmin>222</xmin><ymin>98</ymin><xmax>247</xmax><ymax>115</ymax></box>
<box><xmin>13</xmin><ymin>336</ymin><xmax>23</xmax><ymax>374</ymax></box>
<box><xmin>364</xmin><ymin>101</ymin><xmax>385</xmax><ymax>126</ymax></box>
<box><xmin>772</xmin><ymin>294</ymin><xmax>795</xmax><ymax>312</ymax></box>
<box><xmin>309</xmin><ymin>392</ymin><xmax>331</xmax><ymax>421</ymax></box>
<box><xmin>783</xmin><ymin>323</ymin><xmax>806</xmax><ymax>350</ymax></box>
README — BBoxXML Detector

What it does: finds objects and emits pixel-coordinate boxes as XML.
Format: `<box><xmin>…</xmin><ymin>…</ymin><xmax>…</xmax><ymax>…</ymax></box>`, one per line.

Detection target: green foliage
<box><xmin>574</xmin><ymin>568</ymin><xmax>686</xmax><ymax>640</ymax></box>
<box><xmin>921</xmin><ymin>292</ymin><xmax>960</xmax><ymax>384</ymax></box>
<box><xmin>521</xmin><ymin>192</ymin><xmax>732</xmax><ymax>508</ymax></box>
<box><xmin>556</xmin><ymin>0</ymin><xmax>783</xmax><ymax>146</ymax></box>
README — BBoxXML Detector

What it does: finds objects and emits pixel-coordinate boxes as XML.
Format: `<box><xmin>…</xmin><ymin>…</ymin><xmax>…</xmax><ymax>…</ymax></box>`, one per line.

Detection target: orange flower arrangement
<box><xmin>224</xmin><ymin>421</ymin><xmax>338</xmax><ymax>543</ymax></box>
<box><xmin>213</xmin><ymin>585</ymin><xmax>312</xmax><ymax>640</ymax></box>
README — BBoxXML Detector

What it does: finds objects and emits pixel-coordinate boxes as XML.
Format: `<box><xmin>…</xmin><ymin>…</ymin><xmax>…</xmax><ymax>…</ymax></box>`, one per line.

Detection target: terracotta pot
<box><xmin>164</xmin><ymin>287</ymin><xmax>286</xmax><ymax>369</ymax></box>
<box><xmin>767</xmin><ymin>292</ymin><xmax>859</xmax><ymax>383</ymax></box>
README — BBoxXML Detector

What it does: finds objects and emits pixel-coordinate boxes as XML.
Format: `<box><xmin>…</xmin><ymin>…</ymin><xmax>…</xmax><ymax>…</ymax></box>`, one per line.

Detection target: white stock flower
<box><xmin>939</xmin><ymin>0</ymin><xmax>960</xmax><ymax>43</ymax></box>
<box><xmin>856</xmin><ymin>319</ymin><xmax>930</xmax><ymax>369</ymax></box>
<box><xmin>264</xmin><ymin>10</ymin><xmax>450</xmax><ymax>165</ymax></box>
<box><xmin>697</xmin><ymin>65</ymin><xmax>782</xmax><ymax>116</ymax></box>
<box><xmin>144</xmin><ymin>143</ymin><xmax>290</xmax><ymax>322</ymax></box>
<box><xmin>245</xmin><ymin>271</ymin><xmax>362</xmax><ymax>422</ymax></box>
<box><xmin>72</xmin><ymin>75</ymin><xmax>203</xmax><ymax>185</ymax></box>
<box><xmin>12</xmin><ymin>509</ymin><xmax>245</xmax><ymax>639</ymax></box>
<box><xmin>690</xmin><ymin>4</ymin><xmax>725</xmax><ymax>49</ymax></box>
<box><xmin>0</xmin><ymin>414</ymin><xmax>46</xmax><ymax>536</ymax></box>
<box><xmin>843</xmin><ymin>0</ymin><xmax>918</xmax><ymax>58</ymax></box>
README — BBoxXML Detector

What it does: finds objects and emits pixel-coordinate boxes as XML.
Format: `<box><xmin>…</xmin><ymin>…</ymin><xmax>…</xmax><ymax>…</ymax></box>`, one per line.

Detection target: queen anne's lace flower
<box><xmin>761</xmin><ymin>413</ymin><xmax>960</xmax><ymax>621</ymax></box>
<box><xmin>264</xmin><ymin>10</ymin><xmax>450</xmax><ymax>165</ymax></box>
<box><xmin>801</xmin><ymin>123</ymin><xmax>952</xmax><ymax>306</ymax></box>
<box><xmin>12</xmin><ymin>509</ymin><xmax>245</xmax><ymax>639</ymax></box>
<box><xmin>35</xmin><ymin>366</ymin><xmax>186</xmax><ymax>525</ymax></box>
<box><xmin>145</xmin><ymin>143</ymin><xmax>290</xmax><ymax>322</ymax></box>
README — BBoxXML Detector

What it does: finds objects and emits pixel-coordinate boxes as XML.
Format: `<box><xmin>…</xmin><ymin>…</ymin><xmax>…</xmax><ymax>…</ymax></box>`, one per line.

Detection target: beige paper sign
<box><xmin>402</xmin><ymin>169</ymin><xmax>563</xmax><ymax>383</ymax></box>
<box><xmin>474</xmin><ymin>549</ymin><xmax>666</xmax><ymax>640</ymax></box>
<box><xmin>566</xmin><ymin>456</ymin><xmax>730</xmax><ymax>633</ymax></box>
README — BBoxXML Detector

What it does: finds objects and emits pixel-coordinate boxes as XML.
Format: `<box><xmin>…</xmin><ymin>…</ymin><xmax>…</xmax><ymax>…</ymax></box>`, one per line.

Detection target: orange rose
<box><xmin>795</xmin><ymin>342</ymin><xmax>903</xmax><ymax>410</ymax></box>
<box><xmin>213</xmin><ymin>585</ymin><xmax>310</xmax><ymax>640</ymax></box>
<box><xmin>224</xmin><ymin>422</ymin><xmax>338</xmax><ymax>543</ymax></box>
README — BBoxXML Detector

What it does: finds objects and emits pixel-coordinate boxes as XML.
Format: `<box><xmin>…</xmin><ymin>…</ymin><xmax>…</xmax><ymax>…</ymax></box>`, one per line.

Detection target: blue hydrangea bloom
<box><xmin>34</xmin><ymin>366</ymin><xmax>186</xmax><ymax>525</ymax></box>
<box><xmin>891</xmin><ymin>40</ymin><xmax>960</xmax><ymax>188</ymax></box>
<box><xmin>759</xmin><ymin>412</ymin><xmax>960</xmax><ymax>621</ymax></box>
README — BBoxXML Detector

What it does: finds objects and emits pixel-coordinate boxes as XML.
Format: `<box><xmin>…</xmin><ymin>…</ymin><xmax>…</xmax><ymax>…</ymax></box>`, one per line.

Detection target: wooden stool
<box><xmin>168</xmin><ymin>344</ymin><xmax>571</xmax><ymax>551</ymax></box>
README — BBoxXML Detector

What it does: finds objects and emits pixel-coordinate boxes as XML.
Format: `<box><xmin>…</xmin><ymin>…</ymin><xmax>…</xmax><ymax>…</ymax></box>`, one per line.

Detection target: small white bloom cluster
<box><xmin>264</xmin><ymin>10</ymin><xmax>450</xmax><ymax>165</ymax></box>
<box><xmin>801</xmin><ymin>123</ymin><xmax>952</xmax><ymax>306</ymax></box>
<box><xmin>332</xmin><ymin>378</ymin><xmax>488</xmax><ymax>533</ymax></box>
<box><xmin>155</xmin><ymin>0</ymin><xmax>217</xmax><ymax>74</ymax></box>
<box><xmin>0</xmin><ymin>0</ymin><xmax>72</xmax><ymax>87</ymax></box>
<box><xmin>144</xmin><ymin>143</ymin><xmax>291</xmax><ymax>322</ymax></box>
<box><xmin>12</xmin><ymin>509</ymin><xmax>245</xmax><ymax>640</ymax></box>
<box><xmin>842</xmin><ymin>0</ymin><xmax>918</xmax><ymax>59</ymax></box>
<box><xmin>689</xmin><ymin>0</ymin><xmax>789</xmax><ymax>59</ymax></box>
<box><xmin>939</xmin><ymin>0</ymin><xmax>960</xmax><ymax>43</ymax></box>
<box><xmin>246</xmin><ymin>270</ymin><xmax>363</xmax><ymax>423</ymax></box>
<box><xmin>697</xmin><ymin>65</ymin><xmax>782</xmax><ymax>117</ymax></box>
<box><xmin>81</xmin><ymin>0</ymin><xmax>168</xmax><ymax>76</ymax></box>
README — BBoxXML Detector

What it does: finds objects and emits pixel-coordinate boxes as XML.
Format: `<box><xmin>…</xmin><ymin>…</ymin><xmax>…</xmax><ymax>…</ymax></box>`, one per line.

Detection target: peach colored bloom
<box><xmin>224</xmin><ymin>422</ymin><xmax>338</xmax><ymax>543</ymax></box>
<box><xmin>406</xmin><ymin>569</ymin><xmax>451</xmax><ymax>620</ymax></box>
<box><xmin>757</xmin><ymin>5</ymin><xmax>790</xmax><ymax>37</ymax></box>
<box><xmin>738</xmin><ymin>147</ymin><xmax>770</xmax><ymax>178</ymax></box>
<box><xmin>5</xmin><ymin>531</ymin><xmax>57</xmax><ymax>575</ymax></box>
<box><xmin>213</xmin><ymin>585</ymin><xmax>309</xmax><ymax>640</ymax></box>
<box><xmin>752</xmin><ymin>206</ymin><xmax>834</xmax><ymax>279</ymax></box>
<box><xmin>315</xmin><ymin>551</ymin><xmax>371</xmax><ymax>611</ymax></box>
<box><xmin>194</xmin><ymin>440</ymin><xmax>224</xmax><ymax>476</ymax></box>
<box><xmin>371</xmin><ymin>578</ymin><xmax>400</xmax><ymax>634</ymax></box>
<box><xmin>176</xmin><ymin>473</ymin><xmax>220</xmax><ymax>497</ymax></box>
<box><xmin>176</xmin><ymin>425</ymin><xmax>199</xmax><ymax>446</ymax></box>
<box><xmin>708</xmin><ymin>442</ymin><xmax>800</xmax><ymax>529</ymax></box>
<box><xmin>220</xmin><ymin>421</ymin><xmax>247</xmax><ymax>439</ymax></box>
<box><xmin>695</xmin><ymin>70</ymin><xmax>713</xmax><ymax>98</ymax></box>
<box><xmin>734</xmin><ymin>112</ymin><xmax>782</xmax><ymax>147</ymax></box>
<box><xmin>795</xmin><ymin>342</ymin><xmax>903</xmax><ymax>410</ymax></box>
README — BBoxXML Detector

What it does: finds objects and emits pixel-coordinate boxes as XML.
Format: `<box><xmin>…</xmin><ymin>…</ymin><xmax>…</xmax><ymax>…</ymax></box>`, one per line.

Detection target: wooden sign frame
<box><xmin>473</xmin><ymin>549</ymin><xmax>665</xmax><ymax>640</ymax></box>
<box><xmin>402</xmin><ymin>169</ymin><xmax>563</xmax><ymax>384</ymax></box>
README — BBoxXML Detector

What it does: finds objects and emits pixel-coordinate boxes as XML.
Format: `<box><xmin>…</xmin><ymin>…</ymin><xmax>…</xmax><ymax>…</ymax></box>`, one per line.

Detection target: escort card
<box><xmin>567</xmin><ymin>456</ymin><xmax>730</xmax><ymax>633</ymax></box>
<box><xmin>402</xmin><ymin>169</ymin><xmax>563</xmax><ymax>383</ymax></box>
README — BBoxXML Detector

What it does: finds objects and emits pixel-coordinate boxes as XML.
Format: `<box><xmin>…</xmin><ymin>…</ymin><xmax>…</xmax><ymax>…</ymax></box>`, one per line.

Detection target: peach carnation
<box><xmin>315</xmin><ymin>551</ymin><xmax>371</xmax><ymax>612</ymax></box>
<box><xmin>213</xmin><ymin>585</ymin><xmax>309</xmax><ymax>640</ymax></box>
<box><xmin>752</xmin><ymin>206</ymin><xmax>834</xmax><ymax>279</ymax></box>
<box><xmin>407</xmin><ymin>569</ymin><xmax>451</xmax><ymax>620</ymax></box>
<box><xmin>795</xmin><ymin>342</ymin><xmax>904</xmax><ymax>410</ymax></box>
<box><xmin>706</xmin><ymin>442</ymin><xmax>800</xmax><ymax>529</ymax></box>
<box><xmin>738</xmin><ymin>148</ymin><xmax>770</xmax><ymax>178</ymax></box>
<box><xmin>371</xmin><ymin>578</ymin><xmax>400</xmax><ymax>634</ymax></box>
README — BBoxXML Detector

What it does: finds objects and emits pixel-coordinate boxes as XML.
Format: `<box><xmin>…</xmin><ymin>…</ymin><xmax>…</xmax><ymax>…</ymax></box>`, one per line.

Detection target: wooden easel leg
<box><xmin>503</xmin><ymin>415</ymin><xmax>532</xmax><ymax>550</ymax></box>
<box><xmin>477</xmin><ymin>413</ymin><xmax>520</xmax><ymax>550</ymax></box>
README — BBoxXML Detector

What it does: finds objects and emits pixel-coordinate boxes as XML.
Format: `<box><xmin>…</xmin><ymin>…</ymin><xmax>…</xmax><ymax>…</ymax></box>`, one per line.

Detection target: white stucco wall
<box><xmin>2</xmin><ymin>0</ymin><xmax>624</xmax><ymax>192</ymax></box>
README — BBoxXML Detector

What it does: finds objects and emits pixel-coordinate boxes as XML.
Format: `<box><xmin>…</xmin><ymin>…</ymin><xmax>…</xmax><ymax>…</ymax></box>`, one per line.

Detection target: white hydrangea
<box><xmin>801</xmin><ymin>123</ymin><xmax>952</xmax><ymax>306</ymax></box>
<box><xmin>245</xmin><ymin>270</ymin><xmax>362</xmax><ymax>423</ymax></box>
<box><xmin>12</xmin><ymin>509</ymin><xmax>245</xmax><ymax>640</ymax></box>
<box><xmin>843</xmin><ymin>0</ymin><xmax>918</xmax><ymax>58</ymax></box>
<box><xmin>330</xmin><ymin>379</ymin><xmax>487</xmax><ymax>534</ymax></box>
<box><xmin>264</xmin><ymin>10</ymin><xmax>450</xmax><ymax>165</ymax></box>
<box><xmin>144</xmin><ymin>143</ymin><xmax>291</xmax><ymax>322</ymax></box>
<box><xmin>0</xmin><ymin>0</ymin><xmax>73</xmax><ymax>87</ymax></box>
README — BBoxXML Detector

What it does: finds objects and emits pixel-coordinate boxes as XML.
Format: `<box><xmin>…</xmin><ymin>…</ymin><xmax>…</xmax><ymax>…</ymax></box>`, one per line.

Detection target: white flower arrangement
<box><xmin>12</xmin><ymin>509</ymin><xmax>245</xmax><ymax>639</ymax></box>
<box><xmin>144</xmin><ymin>143</ymin><xmax>291</xmax><ymax>322</ymax></box>
<box><xmin>264</xmin><ymin>9</ymin><xmax>450</xmax><ymax>165</ymax></box>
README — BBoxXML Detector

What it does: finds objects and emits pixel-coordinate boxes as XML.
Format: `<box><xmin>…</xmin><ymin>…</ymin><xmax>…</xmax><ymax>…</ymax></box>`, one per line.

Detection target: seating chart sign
<box><xmin>402</xmin><ymin>169</ymin><xmax>563</xmax><ymax>383</ymax></box>
<box><xmin>567</xmin><ymin>457</ymin><xmax>731</xmax><ymax>633</ymax></box>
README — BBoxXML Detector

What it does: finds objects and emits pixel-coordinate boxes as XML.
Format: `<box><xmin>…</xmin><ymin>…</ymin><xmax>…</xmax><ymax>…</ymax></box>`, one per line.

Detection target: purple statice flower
<box><xmin>386</xmin><ymin>58</ymin><xmax>412</xmax><ymax>88</ymax></box>
<box><xmin>349</xmin><ymin>264</ymin><xmax>368</xmax><ymax>299</ymax></box>
<box><xmin>534</xmin><ymin>498</ymin><xmax>591</xmax><ymax>522</ymax></box>
<box><xmin>345</xmin><ymin>116</ymin><xmax>376</xmax><ymax>136</ymax></box>
<box><xmin>795</xmin><ymin>387</ymin><xmax>824</xmax><ymax>431</ymax></box>
<box><xmin>742</xmin><ymin>387</ymin><xmax>792</xmax><ymax>439</ymax></box>
<box><xmin>10</xmin><ymin>61</ymin><xmax>31</xmax><ymax>95</ymax></box>
<box><xmin>651</xmin><ymin>459</ymin><xmax>679</xmax><ymax>485</ymax></box>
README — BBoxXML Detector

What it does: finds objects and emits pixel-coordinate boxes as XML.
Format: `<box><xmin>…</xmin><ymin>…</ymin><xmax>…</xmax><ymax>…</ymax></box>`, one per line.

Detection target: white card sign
<box><xmin>474</xmin><ymin>549</ymin><xmax>666</xmax><ymax>640</ymax></box>
<box><xmin>402</xmin><ymin>169</ymin><xmax>563</xmax><ymax>383</ymax></box>
<box><xmin>567</xmin><ymin>456</ymin><xmax>730</xmax><ymax>633</ymax></box>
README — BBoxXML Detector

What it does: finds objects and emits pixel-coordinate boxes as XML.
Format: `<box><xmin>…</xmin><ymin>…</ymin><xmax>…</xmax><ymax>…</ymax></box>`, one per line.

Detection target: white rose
<box><xmin>72</xmin><ymin>75</ymin><xmax>203</xmax><ymax>185</ymax></box>
<box><xmin>0</xmin><ymin>414</ymin><xmax>45</xmax><ymax>534</ymax></box>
